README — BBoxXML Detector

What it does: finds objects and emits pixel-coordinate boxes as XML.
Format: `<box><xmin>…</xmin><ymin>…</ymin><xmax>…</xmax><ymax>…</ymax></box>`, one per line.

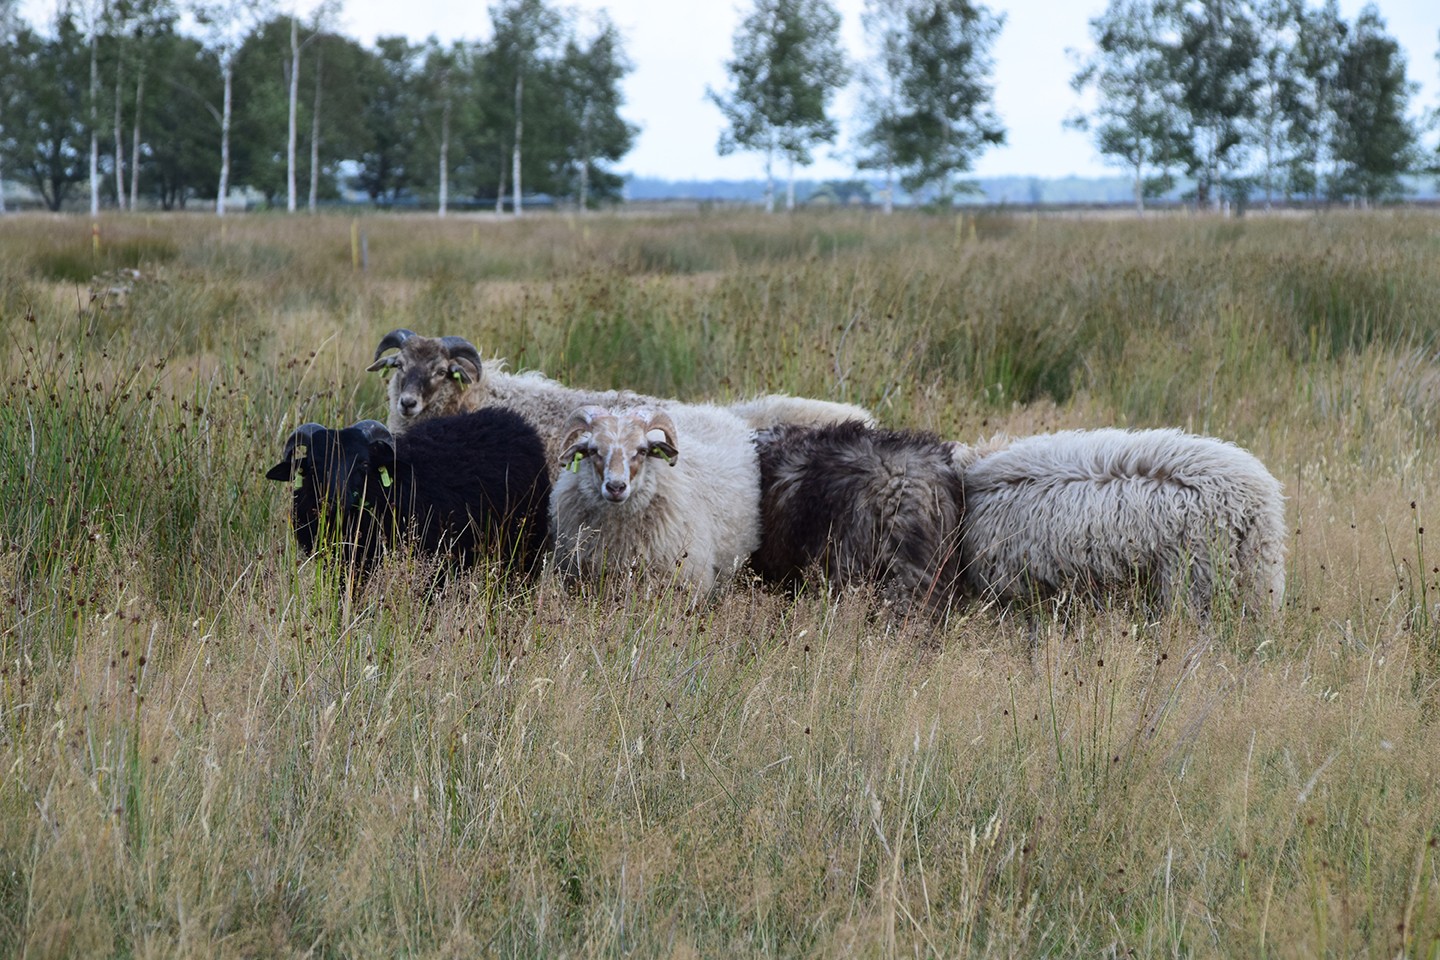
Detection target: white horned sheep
<box><xmin>951</xmin><ymin>427</ymin><xmax>1287</xmax><ymax>615</ymax></box>
<box><xmin>550</xmin><ymin>403</ymin><xmax>761</xmax><ymax>592</ymax></box>
<box><xmin>751</xmin><ymin>420</ymin><xmax>967</xmax><ymax>614</ymax></box>
<box><xmin>367</xmin><ymin>329</ymin><xmax>875</xmax><ymax>476</ymax></box>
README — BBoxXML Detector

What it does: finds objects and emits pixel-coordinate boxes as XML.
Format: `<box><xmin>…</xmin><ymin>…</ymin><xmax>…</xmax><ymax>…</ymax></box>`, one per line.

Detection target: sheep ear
<box><xmin>366</xmin><ymin>354</ymin><xmax>401</xmax><ymax>373</ymax></box>
<box><xmin>645</xmin><ymin>431</ymin><xmax>678</xmax><ymax>466</ymax></box>
<box><xmin>265</xmin><ymin>460</ymin><xmax>293</xmax><ymax>481</ymax></box>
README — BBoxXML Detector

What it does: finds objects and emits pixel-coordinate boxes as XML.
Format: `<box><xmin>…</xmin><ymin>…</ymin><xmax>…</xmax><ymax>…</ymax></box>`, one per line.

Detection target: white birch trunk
<box><xmin>113</xmin><ymin>57</ymin><xmax>125</xmax><ymax>210</ymax></box>
<box><xmin>308</xmin><ymin>52</ymin><xmax>321</xmax><ymax>211</ymax></box>
<box><xmin>511</xmin><ymin>70</ymin><xmax>523</xmax><ymax>218</ymax></box>
<box><xmin>437</xmin><ymin>96</ymin><xmax>450</xmax><ymax>217</ymax></box>
<box><xmin>129</xmin><ymin>69</ymin><xmax>144</xmax><ymax>209</ymax></box>
<box><xmin>785</xmin><ymin>155</ymin><xmax>795</xmax><ymax>212</ymax></box>
<box><xmin>89</xmin><ymin>30</ymin><xmax>100</xmax><ymax>216</ymax></box>
<box><xmin>217</xmin><ymin>56</ymin><xmax>232</xmax><ymax>216</ymax></box>
<box><xmin>287</xmin><ymin>16</ymin><xmax>299</xmax><ymax>212</ymax></box>
<box><xmin>763</xmin><ymin>138</ymin><xmax>774</xmax><ymax>214</ymax></box>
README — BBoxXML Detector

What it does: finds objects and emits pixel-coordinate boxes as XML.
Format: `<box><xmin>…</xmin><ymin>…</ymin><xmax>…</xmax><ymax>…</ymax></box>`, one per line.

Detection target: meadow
<box><xmin>0</xmin><ymin>207</ymin><xmax>1437</xmax><ymax>958</ymax></box>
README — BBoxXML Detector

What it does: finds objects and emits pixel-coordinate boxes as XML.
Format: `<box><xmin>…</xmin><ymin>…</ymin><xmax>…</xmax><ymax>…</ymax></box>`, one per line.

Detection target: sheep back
<box><xmin>753</xmin><ymin>420</ymin><xmax>967</xmax><ymax>612</ymax></box>
<box><xmin>389</xmin><ymin>407</ymin><xmax>552</xmax><ymax>572</ymax></box>
<box><xmin>959</xmin><ymin>427</ymin><xmax>1286</xmax><ymax>612</ymax></box>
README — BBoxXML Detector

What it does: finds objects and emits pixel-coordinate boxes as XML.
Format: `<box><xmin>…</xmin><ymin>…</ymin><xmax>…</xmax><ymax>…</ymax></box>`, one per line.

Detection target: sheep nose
<box><xmin>604</xmin><ymin>479</ymin><xmax>628</xmax><ymax>499</ymax></box>
<box><xmin>399</xmin><ymin>396</ymin><xmax>418</xmax><ymax>413</ymax></box>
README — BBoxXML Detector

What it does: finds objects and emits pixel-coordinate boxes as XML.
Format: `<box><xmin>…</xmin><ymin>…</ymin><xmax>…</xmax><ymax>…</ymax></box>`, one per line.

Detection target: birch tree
<box><xmin>555</xmin><ymin>13</ymin><xmax>636</xmax><ymax>211</ymax></box>
<box><xmin>192</xmin><ymin>0</ymin><xmax>272</xmax><ymax>214</ymax></box>
<box><xmin>1067</xmin><ymin>0</ymin><xmax>1185</xmax><ymax>213</ymax></box>
<box><xmin>488</xmin><ymin>0</ymin><xmax>563</xmax><ymax>217</ymax></box>
<box><xmin>286</xmin><ymin>0</ymin><xmax>337</xmax><ymax>211</ymax></box>
<box><xmin>708</xmin><ymin>0</ymin><xmax>849</xmax><ymax>212</ymax></box>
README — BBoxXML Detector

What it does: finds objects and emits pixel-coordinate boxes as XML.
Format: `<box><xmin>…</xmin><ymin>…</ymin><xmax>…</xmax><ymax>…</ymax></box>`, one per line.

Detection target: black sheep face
<box><xmin>265</xmin><ymin>420</ymin><xmax>395</xmax><ymax>557</ymax></box>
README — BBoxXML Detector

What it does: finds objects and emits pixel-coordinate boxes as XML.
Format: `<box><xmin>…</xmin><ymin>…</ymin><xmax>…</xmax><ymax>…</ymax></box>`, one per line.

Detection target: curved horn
<box><xmin>559</xmin><ymin>405</ymin><xmax>607</xmax><ymax>463</ymax></box>
<box><xmin>371</xmin><ymin>328</ymin><xmax>417</xmax><ymax>362</ymax></box>
<box><xmin>352</xmin><ymin>419</ymin><xmax>393</xmax><ymax>446</ymax></box>
<box><xmin>438</xmin><ymin>336</ymin><xmax>484</xmax><ymax>383</ymax></box>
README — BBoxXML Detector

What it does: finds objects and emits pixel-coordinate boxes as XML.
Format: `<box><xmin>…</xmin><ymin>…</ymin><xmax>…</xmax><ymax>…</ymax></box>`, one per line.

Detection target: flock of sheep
<box><xmin>265</xmin><ymin>328</ymin><xmax>1288</xmax><ymax>619</ymax></box>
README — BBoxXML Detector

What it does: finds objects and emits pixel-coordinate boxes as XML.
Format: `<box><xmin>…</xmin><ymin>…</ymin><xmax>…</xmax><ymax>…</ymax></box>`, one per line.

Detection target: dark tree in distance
<box><xmin>144</xmin><ymin>33</ymin><xmax>222</xmax><ymax>208</ymax></box>
<box><xmin>1329</xmin><ymin>3</ymin><xmax>1416</xmax><ymax>204</ymax></box>
<box><xmin>1250</xmin><ymin>0</ymin><xmax>1309</xmax><ymax>207</ymax></box>
<box><xmin>1287</xmin><ymin>0</ymin><xmax>1346</xmax><ymax>200</ymax></box>
<box><xmin>1067</xmin><ymin>0</ymin><xmax>1187</xmax><ymax>213</ymax></box>
<box><xmin>0</xmin><ymin>0</ymin><xmax>20</xmax><ymax>212</ymax></box>
<box><xmin>4</xmin><ymin>14</ymin><xmax>92</xmax><ymax>210</ymax></box>
<box><xmin>1171</xmin><ymin>0</ymin><xmax>1261</xmax><ymax>209</ymax></box>
<box><xmin>708</xmin><ymin>0</ymin><xmax>850</xmax><ymax>212</ymax></box>
<box><xmin>889</xmin><ymin>0</ymin><xmax>1006</xmax><ymax>203</ymax></box>
<box><xmin>855</xmin><ymin>0</ymin><xmax>908</xmax><ymax>213</ymax></box>
<box><xmin>352</xmin><ymin>35</ymin><xmax>423</xmax><ymax>203</ymax></box>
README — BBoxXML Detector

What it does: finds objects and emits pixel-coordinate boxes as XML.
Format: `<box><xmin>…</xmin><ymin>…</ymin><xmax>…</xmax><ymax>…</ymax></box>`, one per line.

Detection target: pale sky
<box><xmin>335</xmin><ymin>0</ymin><xmax>1439</xmax><ymax>181</ymax></box>
<box><xmin>18</xmin><ymin>0</ymin><xmax>1440</xmax><ymax>180</ymax></box>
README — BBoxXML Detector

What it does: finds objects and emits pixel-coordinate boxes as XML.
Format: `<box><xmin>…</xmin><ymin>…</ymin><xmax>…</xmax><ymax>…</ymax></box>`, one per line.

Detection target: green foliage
<box><xmin>887</xmin><ymin>0</ymin><xmax>1008</xmax><ymax>200</ymax></box>
<box><xmin>708</xmin><ymin>0</ymin><xmax>850</xmax><ymax>210</ymax></box>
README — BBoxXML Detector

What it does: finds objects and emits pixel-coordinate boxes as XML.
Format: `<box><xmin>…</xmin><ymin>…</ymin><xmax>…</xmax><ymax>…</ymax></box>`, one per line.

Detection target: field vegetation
<box><xmin>1</xmin><ymin>209</ymin><xmax>1438</xmax><ymax>957</ymax></box>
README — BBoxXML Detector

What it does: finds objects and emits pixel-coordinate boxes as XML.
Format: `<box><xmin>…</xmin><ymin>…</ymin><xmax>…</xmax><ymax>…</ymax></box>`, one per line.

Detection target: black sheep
<box><xmin>752</xmin><ymin>420</ymin><xmax>967</xmax><ymax>614</ymax></box>
<box><xmin>264</xmin><ymin>407</ymin><xmax>551</xmax><ymax>574</ymax></box>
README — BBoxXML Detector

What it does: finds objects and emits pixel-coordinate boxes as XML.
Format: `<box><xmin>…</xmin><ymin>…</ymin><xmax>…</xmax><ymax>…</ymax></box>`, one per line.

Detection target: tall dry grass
<box><xmin>0</xmin><ymin>208</ymin><xmax>1437</xmax><ymax>957</ymax></box>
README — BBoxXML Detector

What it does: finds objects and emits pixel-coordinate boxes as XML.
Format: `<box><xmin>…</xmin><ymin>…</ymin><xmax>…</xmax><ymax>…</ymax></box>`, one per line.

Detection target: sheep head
<box><xmin>558</xmin><ymin>405</ymin><xmax>678</xmax><ymax>505</ymax></box>
<box><xmin>366</xmin><ymin>329</ymin><xmax>484</xmax><ymax>430</ymax></box>
<box><xmin>265</xmin><ymin>419</ymin><xmax>396</xmax><ymax>558</ymax></box>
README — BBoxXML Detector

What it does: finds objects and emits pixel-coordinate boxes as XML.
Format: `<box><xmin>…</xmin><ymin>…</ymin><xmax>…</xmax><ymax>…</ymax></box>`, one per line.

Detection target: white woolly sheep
<box><xmin>752</xmin><ymin>420</ymin><xmax>967</xmax><ymax>614</ymax></box>
<box><xmin>952</xmin><ymin>427</ymin><xmax>1287</xmax><ymax>615</ymax></box>
<box><xmin>550</xmin><ymin>403</ymin><xmax>761</xmax><ymax>592</ymax></box>
<box><xmin>367</xmin><ymin>330</ymin><xmax>876</xmax><ymax>476</ymax></box>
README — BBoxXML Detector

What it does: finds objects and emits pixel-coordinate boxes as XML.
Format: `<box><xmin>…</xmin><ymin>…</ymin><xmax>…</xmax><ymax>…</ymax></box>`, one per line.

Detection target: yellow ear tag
<box><xmin>567</xmin><ymin>451</ymin><xmax>583</xmax><ymax>473</ymax></box>
<box><xmin>379</xmin><ymin>465</ymin><xmax>393</xmax><ymax>488</ymax></box>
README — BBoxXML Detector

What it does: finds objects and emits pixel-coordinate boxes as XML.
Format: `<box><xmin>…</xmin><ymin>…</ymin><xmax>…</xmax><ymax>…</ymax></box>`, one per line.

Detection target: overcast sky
<box><xmin>336</xmin><ymin>0</ymin><xmax>1439</xmax><ymax>181</ymax></box>
<box><xmin>19</xmin><ymin>0</ymin><xmax>1439</xmax><ymax>180</ymax></box>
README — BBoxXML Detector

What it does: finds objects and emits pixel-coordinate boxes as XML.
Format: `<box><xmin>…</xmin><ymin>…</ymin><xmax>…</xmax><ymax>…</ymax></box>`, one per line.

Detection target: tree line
<box><xmin>0</xmin><ymin>0</ymin><xmax>1435</xmax><ymax>215</ymax></box>
<box><xmin>1068</xmin><ymin>0</ymin><xmax>1430</xmax><ymax>211</ymax></box>
<box><xmin>0</xmin><ymin>0</ymin><xmax>635</xmax><ymax>213</ymax></box>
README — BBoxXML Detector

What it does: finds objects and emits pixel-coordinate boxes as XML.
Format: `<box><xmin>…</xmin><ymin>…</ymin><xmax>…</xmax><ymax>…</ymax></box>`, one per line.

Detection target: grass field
<box><xmin>1</xmin><ymin>208</ymin><xmax>1438</xmax><ymax>957</ymax></box>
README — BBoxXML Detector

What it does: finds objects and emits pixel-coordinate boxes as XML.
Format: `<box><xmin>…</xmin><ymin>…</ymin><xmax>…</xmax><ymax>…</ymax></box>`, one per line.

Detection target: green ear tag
<box><xmin>651</xmin><ymin>446</ymin><xmax>675</xmax><ymax>466</ymax></box>
<box><xmin>379</xmin><ymin>465</ymin><xmax>393</xmax><ymax>488</ymax></box>
<box><xmin>567</xmin><ymin>452</ymin><xmax>583</xmax><ymax>473</ymax></box>
<box><xmin>453</xmin><ymin>370</ymin><xmax>463</xmax><ymax>381</ymax></box>
<box><xmin>292</xmin><ymin>474</ymin><xmax>303</xmax><ymax>490</ymax></box>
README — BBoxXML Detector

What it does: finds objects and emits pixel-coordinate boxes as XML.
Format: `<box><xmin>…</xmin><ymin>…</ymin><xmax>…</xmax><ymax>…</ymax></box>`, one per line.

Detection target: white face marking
<box><xmin>582</xmin><ymin>414</ymin><xmax>654</xmax><ymax>504</ymax></box>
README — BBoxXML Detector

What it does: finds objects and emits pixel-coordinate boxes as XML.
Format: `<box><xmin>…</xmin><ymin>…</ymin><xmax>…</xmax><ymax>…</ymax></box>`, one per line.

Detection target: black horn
<box><xmin>371</xmin><ymin>328</ymin><xmax>417</xmax><ymax>362</ymax></box>
<box><xmin>439</xmin><ymin>336</ymin><xmax>484</xmax><ymax>384</ymax></box>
